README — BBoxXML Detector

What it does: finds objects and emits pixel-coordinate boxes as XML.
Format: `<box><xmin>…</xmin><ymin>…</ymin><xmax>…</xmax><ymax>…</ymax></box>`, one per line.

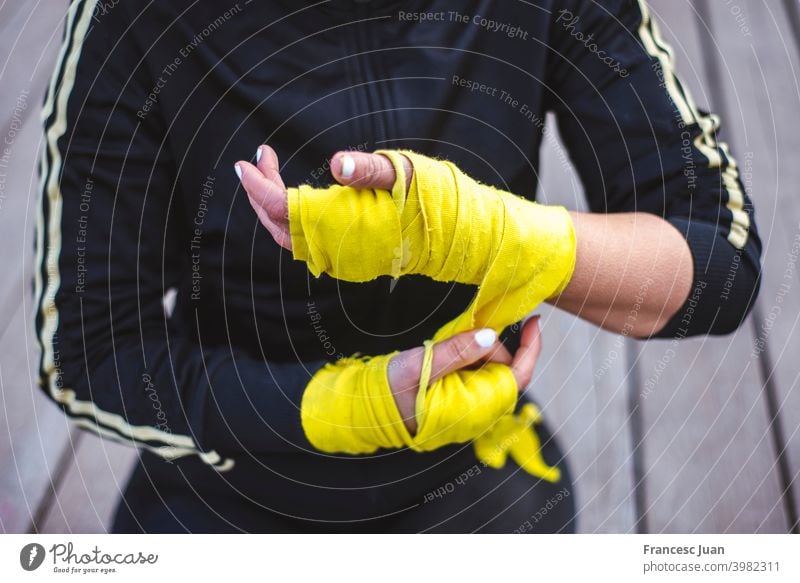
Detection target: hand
<box><xmin>388</xmin><ymin>316</ymin><xmax>542</xmax><ymax>434</ymax></box>
<box><xmin>237</xmin><ymin>146</ymin><xmax>413</xmax><ymax>251</ymax></box>
<box><xmin>237</xmin><ymin>145</ymin><xmax>291</xmax><ymax>250</ymax></box>
<box><xmin>239</xmin><ymin>148</ymin><xmax>545</xmax><ymax>433</ymax></box>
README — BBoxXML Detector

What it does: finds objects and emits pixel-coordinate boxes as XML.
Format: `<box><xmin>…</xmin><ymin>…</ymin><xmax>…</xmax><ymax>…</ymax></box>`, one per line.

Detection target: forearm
<box><xmin>550</xmin><ymin>212</ymin><xmax>693</xmax><ymax>338</ymax></box>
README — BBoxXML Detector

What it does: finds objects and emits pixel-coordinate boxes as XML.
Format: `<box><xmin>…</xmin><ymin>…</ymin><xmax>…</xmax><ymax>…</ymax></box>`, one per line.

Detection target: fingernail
<box><xmin>256</xmin><ymin>147</ymin><xmax>262</xmax><ymax>164</ymax></box>
<box><xmin>475</xmin><ymin>328</ymin><xmax>497</xmax><ymax>348</ymax></box>
<box><xmin>234</xmin><ymin>163</ymin><xmax>243</xmax><ymax>180</ymax></box>
<box><xmin>340</xmin><ymin>154</ymin><xmax>355</xmax><ymax>179</ymax></box>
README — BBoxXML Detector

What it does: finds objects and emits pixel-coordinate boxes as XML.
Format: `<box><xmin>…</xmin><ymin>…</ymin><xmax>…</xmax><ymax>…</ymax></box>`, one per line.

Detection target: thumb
<box><xmin>331</xmin><ymin>151</ymin><xmax>413</xmax><ymax>192</ymax></box>
<box><xmin>429</xmin><ymin>328</ymin><xmax>505</xmax><ymax>384</ymax></box>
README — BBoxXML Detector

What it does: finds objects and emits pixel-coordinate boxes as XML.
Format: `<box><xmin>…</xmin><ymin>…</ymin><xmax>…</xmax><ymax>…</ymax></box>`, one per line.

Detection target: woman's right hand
<box><xmin>237</xmin><ymin>145</ymin><xmax>413</xmax><ymax>252</ymax></box>
<box><xmin>388</xmin><ymin>316</ymin><xmax>543</xmax><ymax>435</ymax></box>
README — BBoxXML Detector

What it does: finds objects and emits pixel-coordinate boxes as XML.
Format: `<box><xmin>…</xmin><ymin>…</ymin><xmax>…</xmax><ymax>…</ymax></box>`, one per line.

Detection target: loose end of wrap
<box><xmin>373</xmin><ymin>149</ymin><xmax>409</xmax><ymax>215</ymax></box>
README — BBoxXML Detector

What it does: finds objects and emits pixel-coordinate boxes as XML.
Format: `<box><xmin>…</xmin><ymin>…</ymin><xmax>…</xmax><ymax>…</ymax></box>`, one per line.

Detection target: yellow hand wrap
<box><xmin>290</xmin><ymin>151</ymin><xmax>575</xmax><ymax>482</ymax></box>
<box><xmin>474</xmin><ymin>403</ymin><xmax>562</xmax><ymax>483</ymax></box>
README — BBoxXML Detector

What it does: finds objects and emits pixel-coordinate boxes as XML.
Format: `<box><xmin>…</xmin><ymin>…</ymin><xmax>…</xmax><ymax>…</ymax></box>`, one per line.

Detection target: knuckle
<box><xmin>363</xmin><ymin>156</ymin><xmax>379</xmax><ymax>181</ymax></box>
<box><xmin>265</xmin><ymin>194</ymin><xmax>282</xmax><ymax>218</ymax></box>
<box><xmin>448</xmin><ymin>336</ymin><xmax>472</xmax><ymax>363</ymax></box>
<box><xmin>437</xmin><ymin>342</ymin><xmax>461</xmax><ymax>370</ymax></box>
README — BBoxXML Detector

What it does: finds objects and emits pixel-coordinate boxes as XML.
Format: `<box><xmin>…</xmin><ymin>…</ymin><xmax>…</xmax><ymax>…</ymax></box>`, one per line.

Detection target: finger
<box><xmin>476</xmin><ymin>340</ymin><xmax>514</xmax><ymax>367</ymax></box>
<box><xmin>331</xmin><ymin>152</ymin><xmax>394</xmax><ymax>189</ymax></box>
<box><xmin>331</xmin><ymin>151</ymin><xmax>413</xmax><ymax>191</ymax></box>
<box><xmin>511</xmin><ymin>316</ymin><xmax>543</xmax><ymax>391</ymax></box>
<box><xmin>236</xmin><ymin>161</ymin><xmax>292</xmax><ymax>250</ymax></box>
<box><xmin>428</xmin><ymin>328</ymin><xmax>502</xmax><ymax>384</ymax></box>
<box><xmin>256</xmin><ymin>145</ymin><xmax>286</xmax><ymax>191</ymax></box>
<box><xmin>237</xmin><ymin>160</ymin><xmax>287</xmax><ymax>222</ymax></box>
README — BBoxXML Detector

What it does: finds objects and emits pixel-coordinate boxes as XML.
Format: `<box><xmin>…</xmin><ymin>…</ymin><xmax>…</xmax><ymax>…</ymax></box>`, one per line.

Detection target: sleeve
<box><xmin>544</xmin><ymin>0</ymin><xmax>762</xmax><ymax>337</ymax></box>
<box><xmin>34</xmin><ymin>0</ymin><xmax>322</xmax><ymax>472</ymax></box>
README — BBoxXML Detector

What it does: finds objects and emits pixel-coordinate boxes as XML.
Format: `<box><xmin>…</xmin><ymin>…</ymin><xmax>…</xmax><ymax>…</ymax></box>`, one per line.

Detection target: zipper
<box><xmin>366</xmin><ymin>5</ymin><xmax>399</xmax><ymax>148</ymax></box>
<box><xmin>351</xmin><ymin>0</ymin><xmax>392</xmax><ymax>149</ymax></box>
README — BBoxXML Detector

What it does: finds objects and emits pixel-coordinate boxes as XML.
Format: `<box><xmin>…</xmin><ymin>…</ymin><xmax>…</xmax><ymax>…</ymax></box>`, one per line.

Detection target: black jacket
<box><xmin>35</xmin><ymin>0</ymin><xmax>760</xmax><ymax>520</ymax></box>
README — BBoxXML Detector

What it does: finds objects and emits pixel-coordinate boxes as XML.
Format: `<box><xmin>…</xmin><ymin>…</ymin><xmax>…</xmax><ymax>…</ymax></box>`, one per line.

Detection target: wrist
<box><xmin>387</xmin><ymin>351</ymin><xmax>420</xmax><ymax>435</ymax></box>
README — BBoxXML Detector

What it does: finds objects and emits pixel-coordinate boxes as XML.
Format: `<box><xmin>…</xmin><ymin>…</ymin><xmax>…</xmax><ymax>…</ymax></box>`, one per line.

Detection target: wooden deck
<box><xmin>0</xmin><ymin>0</ymin><xmax>797</xmax><ymax>533</ymax></box>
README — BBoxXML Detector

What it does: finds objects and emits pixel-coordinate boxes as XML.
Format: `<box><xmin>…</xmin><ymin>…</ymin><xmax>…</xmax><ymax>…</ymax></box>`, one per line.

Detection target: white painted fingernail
<box><xmin>341</xmin><ymin>154</ymin><xmax>355</xmax><ymax>179</ymax></box>
<box><xmin>234</xmin><ymin>163</ymin><xmax>243</xmax><ymax>180</ymax></box>
<box><xmin>475</xmin><ymin>328</ymin><xmax>497</xmax><ymax>348</ymax></box>
<box><xmin>256</xmin><ymin>147</ymin><xmax>262</xmax><ymax>163</ymax></box>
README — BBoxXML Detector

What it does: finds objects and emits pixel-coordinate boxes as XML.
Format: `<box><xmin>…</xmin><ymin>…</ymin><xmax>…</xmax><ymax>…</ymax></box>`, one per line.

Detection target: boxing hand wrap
<box><xmin>299</xmin><ymin>347</ymin><xmax>517</xmax><ymax>455</ymax></box>
<box><xmin>289</xmin><ymin>150</ymin><xmax>576</xmax><ymax>338</ymax></box>
<box><xmin>291</xmin><ymin>151</ymin><xmax>575</xmax><ymax>480</ymax></box>
<box><xmin>474</xmin><ymin>403</ymin><xmax>561</xmax><ymax>483</ymax></box>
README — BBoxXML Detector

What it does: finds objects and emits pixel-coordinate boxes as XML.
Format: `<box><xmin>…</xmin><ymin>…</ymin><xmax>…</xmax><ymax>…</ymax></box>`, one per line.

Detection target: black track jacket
<box><xmin>35</xmin><ymin>0</ymin><xmax>760</xmax><ymax>520</ymax></box>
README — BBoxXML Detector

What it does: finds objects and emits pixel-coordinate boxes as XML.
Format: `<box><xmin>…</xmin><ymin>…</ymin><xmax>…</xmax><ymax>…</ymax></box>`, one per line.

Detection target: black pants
<box><xmin>112</xmin><ymin>422</ymin><xmax>576</xmax><ymax>533</ymax></box>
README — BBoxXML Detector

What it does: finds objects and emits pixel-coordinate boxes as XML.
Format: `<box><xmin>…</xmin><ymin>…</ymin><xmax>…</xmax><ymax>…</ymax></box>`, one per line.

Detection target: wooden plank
<box><xmin>40</xmin><ymin>436</ymin><xmax>137</xmax><ymax>534</ymax></box>
<box><xmin>631</xmin><ymin>333</ymin><xmax>787</xmax><ymax>532</ymax></box>
<box><xmin>0</xmin><ymin>309</ymin><xmax>72</xmax><ymax>534</ymax></box>
<box><xmin>0</xmin><ymin>0</ymin><xmax>73</xmax><ymax>533</ymax></box>
<box><xmin>533</xmin><ymin>118</ymin><xmax>637</xmax><ymax>533</ymax></box>
<box><xmin>628</xmin><ymin>0</ymin><xmax>788</xmax><ymax>532</ymax></box>
<box><xmin>698</xmin><ymin>0</ymin><xmax>800</xmax><ymax>532</ymax></box>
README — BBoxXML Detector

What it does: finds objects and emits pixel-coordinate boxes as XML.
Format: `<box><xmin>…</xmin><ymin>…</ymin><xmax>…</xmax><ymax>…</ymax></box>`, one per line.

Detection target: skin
<box><xmin>237</xmin><ymin>146</ymin><xmax>694</xmax><ymax>432</ymax></box>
